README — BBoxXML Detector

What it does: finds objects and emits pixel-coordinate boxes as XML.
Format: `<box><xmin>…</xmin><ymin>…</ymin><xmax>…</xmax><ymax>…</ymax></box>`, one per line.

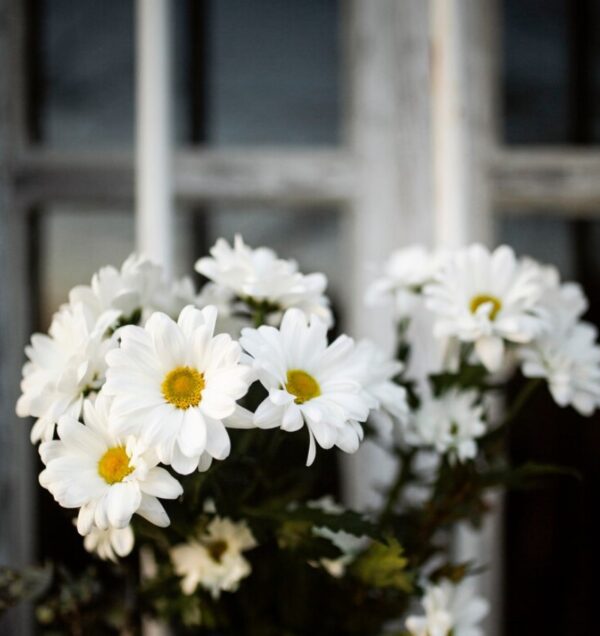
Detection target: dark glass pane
<box><xmin>502</xmin><ymin>0</ymin><xmax>570</xmax><ymax>144</ymax></box>
<box><xmin>498</xmin><ymin>214</ymin><xmax>575</xmax><ymax>276</ymax></box>
<box><xmin>38</xmin><ymin>0</ymin><xmax>190</xmax><ymax>148</ymax></box>
<box><xmin>206</xmin><ymin>0</ymin><xmax>340</xmax><ymax>145</ymax></box>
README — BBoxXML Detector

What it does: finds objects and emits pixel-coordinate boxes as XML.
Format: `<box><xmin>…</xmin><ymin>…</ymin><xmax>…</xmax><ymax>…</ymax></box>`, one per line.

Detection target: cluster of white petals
<box><xmin>519</xmin><ymin>270</ymin><xmax>600</xmax><ymax>415</ymax></box>
<box><xmin>405</xmin><ymin>579</ymin><xmax>489</xmax><ymax>636</ymax></box>
<box><xmin>17</xmin><ymin>303</ymin><xmax>120</xmax><ymax>443</ymax></box>
<box><xmin>240</xmin><ymin>308</ymin><xmax>376</xmax><ymax>465</ymax></box>
<box><xmin>18</xmin><ymin>237</ymin><xmax>396</xmax><ymax>575</ymax></box>
<box><xmin>104</xmin><ymin>305</ymin><xmax>253</xmax><ymax>474</ymax></box>
<box><xmin>196</xmin><ymin>234</ymin><xmax>332</xmax><ymax>325</ymax></box>
<box><xmin>83</xmin><ymin>524</ymin><xmax>135</xmax><ymax>562</ymax></box>
<box><xmin>170</xmin><ymin>516</ymin><xmax>257</xmax><ymax>598</ymax></box>
<box><xmin>403</xmin><ymin>389</ymin><xmax>486</xmax><ymax>463</ymax></box>
<box><xmin>17</xmin><ymin>232</ymin><xmax>600</xmax><ymax>614</ymax></box>
<box><xmin>369</xmin><ymin>243</ymin><xmax>600</xmax><ymax>417</ymax></box>
<box><xmin>425</xmin><ymin>245</ymin><xmax>547</xmax><ymax>372</ymax></box>
<box><xmin>39</xmin><ymin>396</ymin><xmax>182</xmax><ymax>534</ymax></box>
<box><xmin>70</xmin><ymin>253</ymin><xmax>199</xmax><ymax>324</ymax></box>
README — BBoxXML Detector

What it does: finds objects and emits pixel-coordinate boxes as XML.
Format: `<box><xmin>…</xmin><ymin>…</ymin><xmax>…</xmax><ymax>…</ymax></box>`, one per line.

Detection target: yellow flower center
<box><xmin>206</xmin><ymin>539</ymin><xmax>228</xmax><ymax>563</ymax></box>
<box><xmin>470</xmin><ymin>294</ymin><xmax>502</xmax><ymax>321</ymax></box>
<box><xmin>162</xmin><ymin>366</ymin><xmax>205</xmax><ymax>409</ymax></box>
<box><xmin>285</xmin><ymin>369</ymin><xmax>321</xmax><ymax>404</ymax></box>
<box><xmin>98</xmin><ymin>446</ymin><xmax>134</xmax><ymax>485</ymax></box>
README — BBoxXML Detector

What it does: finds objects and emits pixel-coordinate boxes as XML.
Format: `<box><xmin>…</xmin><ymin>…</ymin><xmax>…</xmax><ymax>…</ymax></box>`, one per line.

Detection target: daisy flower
<box><xmin>39</xmin><ymin>396</ymin><xmax>182</xmax><ymax>533</ymax></box>
<box><xmin>104</xmin><ymin>305</ymin><xmax>253</xmax><ymax>474</ymax></box>
<box><xmin>70</xmin><ymin>254</ymin><xmax>199</xmax><ymax>325</ymax></box>
<box><xmin>405</xmin><ymin>579</ymin><xmax>489</xmax><ymax>636</ymax></box>
<box><xmin>520</xmin><ymin>279</ymin><xmax>600</xmax><ymax>415</ymax></box>
<box><xmin>82</xmin><ymin>524</ymin><xmax>135</xmax><ymax>562</ymax></box>
<box><xmin>366</xmin><ymin>245</ymin><xmax>445</xmax><ymax>317</ymax></box>
<box><xmin>195</xmin><ymin>235</ymin><xmax>331</xmax><ymax>325</ymax></box>
<box><xmin>424</xmin><ymin>244</ymin><xmax>546</xmax><ymax>372</ymax></box>
<box><xmin>403</xmin><ymin>388</ymin><xmax>486</xmax><ymax>463</ymax></box>
<box><xmin>170</xmin><ymin>516</ymin><xmax>257</xmax><ymax>598</ymax></box>
<box><xmin>346</xmin><ymin>340</ymin><xmax>409</xmax><ymax>439</ymax></box>
<box><xmin>17</xmin><ymin>303</ymin><xmax>120</xmax><ymax>443</ymax></box>
<box><xmin>239</xmin><ymin>308</ymin><xmax>374</xmax><ymax>465</ymax></box>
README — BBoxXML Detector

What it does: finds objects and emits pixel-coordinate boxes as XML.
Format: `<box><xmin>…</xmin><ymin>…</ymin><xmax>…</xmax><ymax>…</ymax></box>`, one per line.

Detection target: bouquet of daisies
<box><xmin>7</xmin><ymin>236</ymin><xmax>600</xmax><ymax>635</ymax></box>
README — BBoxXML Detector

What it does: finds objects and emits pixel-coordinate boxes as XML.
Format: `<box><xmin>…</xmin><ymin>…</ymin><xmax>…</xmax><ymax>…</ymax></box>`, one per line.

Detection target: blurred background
<box><xmin>2</xmin><ymin>1</ymin><xmax>600</xmax><ymax>634</ymax></box>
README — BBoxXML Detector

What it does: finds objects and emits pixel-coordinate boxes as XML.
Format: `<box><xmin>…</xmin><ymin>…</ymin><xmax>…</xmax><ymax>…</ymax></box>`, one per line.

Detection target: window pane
<box><xmin>502</xmin><ymin>0</ymin><xmax>570</xmax><ymax>144</ymax></box>
<box><xmin>37</xmin><ymin>0</ymin><xmax>190</xmax><ymax>148</ymax></box>
<box><xmin>39</xmin><ymin>206</ymin><xmax>195</xmax><ymax>327</ymax></box>
<box><xmin>206</xmin><ymin>0</ymin><xmax>340</xmax><ymax>146</ymax></box>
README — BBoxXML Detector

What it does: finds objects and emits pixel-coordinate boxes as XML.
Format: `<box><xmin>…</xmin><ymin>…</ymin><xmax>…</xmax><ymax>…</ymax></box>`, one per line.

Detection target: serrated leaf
<box><xmin>351</xmin><ymin>538</ymin><xmax>412</xmax><ymax>592</ymax></box>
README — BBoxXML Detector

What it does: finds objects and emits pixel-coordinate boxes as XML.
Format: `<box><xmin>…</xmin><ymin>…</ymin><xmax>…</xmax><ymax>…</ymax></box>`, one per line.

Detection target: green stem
<box><xmin>480</xmin><ymin>378</ymin><xmax>543</xmax><ymax>452</ymax></box>
<box><xmin>503</xmin><ymin>378</ymin><xmax>543</xmax><ymax>426</ymax></box>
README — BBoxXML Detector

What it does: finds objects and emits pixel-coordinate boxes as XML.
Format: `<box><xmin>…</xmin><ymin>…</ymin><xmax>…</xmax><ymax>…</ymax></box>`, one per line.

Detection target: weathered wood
<box><xmin>430</xmin><ymin>0</ymin><xmax>497</xmax><ymax>247</ymax></box>
<box><xmin>494</xmin><ymin>147</ymin><xmax>600</xmax><ymax>213</ymax></box>
<box><xmin>14</xmin><ymin>148</ymin><xmax>356</xmax><ymax>207</ymax></box>
<box><xmin>341</xmin><ymin>0</ymin><xmax>434</xmax><ymax>510</ymax></box>
<box><xmin>0</xmin><ymin>1</ymin><xmax>35</xmax><ymax>634</ymax></box>
<box><xmin>14</xmin><ymin>144</ymin><xmax>600</xmax><ymax>217</ymax></box>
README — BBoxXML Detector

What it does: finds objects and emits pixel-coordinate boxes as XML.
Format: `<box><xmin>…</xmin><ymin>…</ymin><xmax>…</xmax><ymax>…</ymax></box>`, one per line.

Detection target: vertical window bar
<box><xmin>135</xmin><ymin>0</ymin><xmax>174</xmax><ymax>275</ymax></box>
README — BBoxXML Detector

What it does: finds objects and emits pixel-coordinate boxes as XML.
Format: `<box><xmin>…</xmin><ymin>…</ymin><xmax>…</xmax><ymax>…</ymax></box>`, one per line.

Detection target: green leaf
<box><xmin>482</xmin><ymin>461</ymin><xmax>582</xmax><ymax>489</ymax></box>
<box><xmin>245</xmin><ymin>504</ymin><xmax>383</xmax><ymax>541</ymax></box>
<box><xmin>351</xmin><ymin>538</ymin><xmax>413</xmax><ymax>592</ymax></box>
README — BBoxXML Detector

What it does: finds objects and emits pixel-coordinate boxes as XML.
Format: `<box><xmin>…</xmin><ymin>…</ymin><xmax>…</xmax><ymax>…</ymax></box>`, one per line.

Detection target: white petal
<box><xmin>137</xmin><ymin>493</ymin><xmax>170</xmax><ymax>527</ymax></box>
<box><xmin>77</xmin><ymin>503</ymin><xmax>96</xmax><ymax>536</ymax></box>
<box><xmin>179</xmin><ymin>408</ymin><xmax>208</xmax><ymax>457</ymax></box>
<box><xmin>282</xmin><ymin>404</ymin><xmax>303</xmax><ymax>432</ymax></box>
<box><xmin>105</xmin><ymin>482</ymin><xmax>142</xmax><ymax>528</ymax></box>
<box><xmin>197</xmin><ymin>452</ymin><xmax>213</xmax><ymax>472</ymax></box>
<box><xmin>204</xmin><ymin>417</ymin><xmax>231</xmax><ymax>460</ymax></box>
<box><xmin>254</xmin><ymin>399</ymin><xmax>284</xmax><ymax>429</ymax></box>
<box><xmin>140</xmin><ymin>467</ymin><xmax>183</xmax><ymax>499</ymax></box>
<box><xmin>306</xmin><ymin>428</ymin><xmax>317</xmax><ymax>466</ymax></box>
<box><xmin>171</xmin><ymin>443</ymin><xmax>200</xmax><ymax>474</ymax></box>
<box><xmin>223</xmin><ymin>404</ymin><xmax>255</xmax><ymax>429</ymax></box>
<box><xmin>475</xmin><ymin>335</ymin><xmax>505</xmax><ymax>372</ymax></box>
<box><xmin>112</xmin><ymin>525</ymin><xmax>135</xmax><ymax>557</ymax></box>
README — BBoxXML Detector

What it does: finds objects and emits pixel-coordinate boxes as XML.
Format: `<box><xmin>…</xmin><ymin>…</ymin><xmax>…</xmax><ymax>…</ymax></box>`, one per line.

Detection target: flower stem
<box><xmin>503</xmin><ymin>378</ymin><xmax>543</xmax><ymax>426</ymax></box>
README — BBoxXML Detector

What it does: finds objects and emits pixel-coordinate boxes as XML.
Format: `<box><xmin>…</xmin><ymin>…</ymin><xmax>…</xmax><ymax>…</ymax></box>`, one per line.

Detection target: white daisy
<box><xmin>170</xmin><ymin>516</ymin><xmax>257</xmax><ymax>598</ymax></box>
<box><xmin>70</xmin><ymin>254</ymin><xmax>199</xmax><ymax>324</ymax></box>
<box><xmin>82</xmin><ymin>524</ymin><xmax>135</xmax><ymax>562</ymax></box>
<box><xmin>403</xmin><ymin>388</ymin><xmax>486</xmax><ymax>463</ymax></box>
<box><xmin>405</xmin><ymin>579</ymin><xmax>489</xmax><ymax>636</ymax></box>
<box><xmin>104</xmin><ymin>305</ymin><xmax>253</xmax><ymax>474</ymax></box>
<box><xmin>366</xmin><ymin>245</ymin><xmax>446</xmax><ymax>317</ymax></box>
<box><xmin>195</xmin><ymin>235</ymin><xmax>331</xmax><ymax>324</ymax></box>
<box><xmin>17</xmin><ymin>303</ymin><xmax>120</xmax><ymax>443</ymax></box>
<box><xmin>424</xmin><ymin>244</ymin><xmax>546</xmax><ymax>372</ymax></box>
<box><xmin>519</xmin><ymin>279</ymin><xmax>600</xmax><ymax>415</ymax></box>
<box><xmin>347</xmin><ymin>340</ymin><xmax>409</xmax><ymax>439</ymax></box>
<box><xmin>39</xmin><ymin>396</ymin><xmax>182</xmax><ymax>533</ymax></box>
<box><xmin>239</xmin><ymin>308</ymin><xmax>374</xmax><ymax>466</ymax></box>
